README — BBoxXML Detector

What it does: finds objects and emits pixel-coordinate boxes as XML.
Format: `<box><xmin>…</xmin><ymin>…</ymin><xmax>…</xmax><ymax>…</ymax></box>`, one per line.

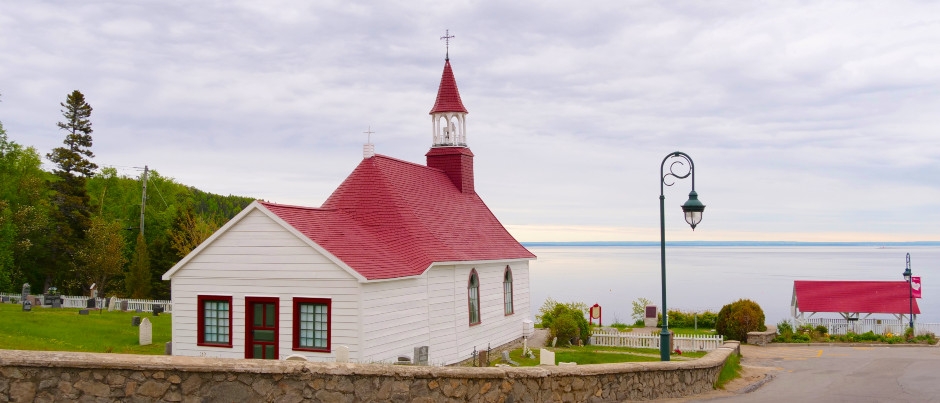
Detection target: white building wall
<box><xmin>357</xmin><ymin>260</ymin><xmax>531</xmax><ymax>366</ymax></box>
<box><xmin>450</xmin><ymin>262</ymin><xmax>531</xmax><ymax>364</ymax></box>
<box><xmin>169</xmin><ymin>209</ymin><xmax>361</xmax><ymax>361</ymax></box>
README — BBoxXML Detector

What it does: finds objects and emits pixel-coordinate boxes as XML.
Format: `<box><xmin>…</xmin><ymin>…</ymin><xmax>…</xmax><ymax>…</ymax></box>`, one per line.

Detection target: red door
<box><xmin>245</xmin><ymin>297</ymin><xmax>278</xmax><ymax>359</ymax></box>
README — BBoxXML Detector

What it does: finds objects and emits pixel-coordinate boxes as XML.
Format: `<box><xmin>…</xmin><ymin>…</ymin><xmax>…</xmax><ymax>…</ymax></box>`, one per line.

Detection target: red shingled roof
<box><xmin>429</xmin><ymin>59</ymin><xmax>468</xmax><ymax>114</ymax></box>
<box><xmin>793</xmin><ymin>281</ymin><xmax>920</xmax><ymax>315</ymax></box>
<box><xmin>260</xmin><ymin>155</ymin><xmax>533</xmax><ymax>280</ymax></box>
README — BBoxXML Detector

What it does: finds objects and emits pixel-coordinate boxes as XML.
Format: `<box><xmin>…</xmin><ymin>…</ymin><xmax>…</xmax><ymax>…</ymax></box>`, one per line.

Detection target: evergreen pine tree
<box><xmin>45</xmin><ymin>90</ymin><xmax>98</xmax><ymax>293</ymax></box>
<box><xmin>126</xmin><ymin>232</ymin><xmax>152</xmax><ymax>298</ymax></box>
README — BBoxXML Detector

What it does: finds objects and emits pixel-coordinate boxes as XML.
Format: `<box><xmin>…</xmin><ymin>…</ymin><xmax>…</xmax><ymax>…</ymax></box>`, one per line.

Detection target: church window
<box><xmin>468</xmin><ymin>270</ymin><xmax>480</xmax><ymax>325</ymax></box>
<box><xmin>198</xmin><ymin>295</ymin><xmax>232</xmax><ymax>347</ymax></box>
<box><xmin>293</xmin><ymin>298</ymin><xmax>331</xmax><ymax>352</ymax></box>
<box><xmin>503</xmin><ymin>267</ymin><xmax>514</xmax><ymax>315</ymax></box>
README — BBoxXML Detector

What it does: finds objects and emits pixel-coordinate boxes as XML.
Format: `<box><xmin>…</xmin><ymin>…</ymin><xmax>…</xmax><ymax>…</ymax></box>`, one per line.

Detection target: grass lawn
<box><xmin>0</xmin><ymin>302</ymin><xmax>171</xmax><ymax>355</ymax></box>
<box><xmin>502</xmin><ymin>344</ymin><xmax>708</xmax><ymax>366</ymax></box>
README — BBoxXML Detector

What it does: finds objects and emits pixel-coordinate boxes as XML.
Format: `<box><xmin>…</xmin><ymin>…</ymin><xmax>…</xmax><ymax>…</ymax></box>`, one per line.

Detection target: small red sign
<box><xmin>912</xmin><ymin>276</ymin><xmax>921</xmax><ymax>298</ymax></box>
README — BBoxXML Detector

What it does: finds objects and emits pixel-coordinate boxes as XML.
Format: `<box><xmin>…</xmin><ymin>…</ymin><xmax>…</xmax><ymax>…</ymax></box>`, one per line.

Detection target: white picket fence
<box><xmin>590</xmin><ymin>328</ymin><xmax>724</xmax><ymax>351</ymax></box>
<box><xmin>1</xmin><ymin>292</ymin><xmax>171</xmax><ymax>313</ymax></box>
<box><xmin>794</xmin><ymin>318</ymin><xmax>939</xmax><ymax>336</ymax></box>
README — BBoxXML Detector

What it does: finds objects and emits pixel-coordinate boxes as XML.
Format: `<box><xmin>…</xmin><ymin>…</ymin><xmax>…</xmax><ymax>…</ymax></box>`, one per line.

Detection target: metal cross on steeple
<box><xmin>364</xmin><ymin>126</ymin><xmax>374</xmax><ymax>144</ymax></box>
<box><xmin>440</xmin><ymin>29</ymin><xmax>454</xmax><ymax>60</ymax></box>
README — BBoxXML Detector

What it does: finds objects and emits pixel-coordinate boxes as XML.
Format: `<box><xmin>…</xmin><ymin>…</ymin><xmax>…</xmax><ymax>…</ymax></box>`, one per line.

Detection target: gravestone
<box><xmin>165</xmin><ymin>342</ymin><xmax>172</xmax><ymax>355</ymax></box>
<box><xmin>152</xmin><ymin>305</ymin><xmax>164</xmax><ymax>316</ymax></box>
<box><xmin>108</xmin><ymin>297</ymin><xmax>117</xmax><ymax>312</ymax></box>
<box><xmin>21</xmin><ymin>283</ymin><xmax>30</xmax><ymax>306</ymax></box>
<box><xmin>79</xmin><ymin>309</ymin><xmax>89</xmax><ymax>315</ymax></box>
<box><xmin>139</xmin><ymin>317</ymin><xmax>152</xmax><ymax>346</ymax></box>
<box><xmin>396</xmin><ymin>355</ymin><xmax>412</xmax><ymax>365</ymax></box>
<box><xmin>51</xmin><ymin>297</ymin><xmax>62</xmax><ymax>308</ymax></box>
<box><xmin>501</xmin><ymin>350</ymin><xmax>519</xmax><ymax>366</ymax></box>
<box><xmin>135</xmin><ymin>309</ymin><xmax>142</xmax><ymax>313</ymax></box>
<box><xmin>413</xmin><ymin>346</ymin><xmax>429</xmax><ymax>366</ymax></box>
<box><xmin>335</xmin><ymin>345</ymin><xmax>349</xmax><ymax>363</ymax></box>
<box><xmin>86</xmin><ymin>298</ymin><xmax>96</xmax><ymax>309</ymax></box>
<box><xmin>1</xmin><ymin>296</ymin><xmax>8</xmax><ymax>303</ymax></box>
<box><xmin>120</xmin><ymin>301</ymin><xmax>129</xmax><ymax>311</ymax></box>
<box><xmin>539</xmin><ymin>349</ymin><xmax>555</xmax><ymax>366</ymax></box>
<box><xmin>103</xmin><ymin>297</ymin><xmax>110</xmax><ymax>309</ymax></box>
<box><xmin>22</xmin><ymin>299</ymin><xmax>32</xmax><ymax>312</ymax></box>
<box><xmin>477</xmin><ymin>349</ymin><xmax>488</xmax><ymax>367</ymax></box>
<box><xmin>132</xmin><ymin>316</ymin><xmax>141</xmax><ymax>326</ymax></box>
<box><xmin>551</xmin><ymin>337</ymin><xmax>557</xmax><ymax>347</ymax></box>
<box><xmin>285</xmin><ymin>354</ymin><xmax>308</xmax><ymax>361</ymax></box>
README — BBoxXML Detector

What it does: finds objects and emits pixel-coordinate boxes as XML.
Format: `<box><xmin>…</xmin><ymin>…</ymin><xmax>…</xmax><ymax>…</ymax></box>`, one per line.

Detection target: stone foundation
<box><xmin>0</xmin><ymin>341</ymin><xmax>739</xmax><ymax>402</ymax></box>
<box><xmin>747</xmin><ymin>330</ymin><xmax>777</xmax><ymax>346</ymax></box>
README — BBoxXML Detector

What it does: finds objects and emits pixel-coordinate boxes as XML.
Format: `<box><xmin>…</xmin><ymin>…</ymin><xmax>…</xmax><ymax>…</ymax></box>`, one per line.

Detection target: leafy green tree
<box><xmin>631</xmin><ymin>297</ymin><xmax>653</xmax><ymax>325</ymax></box>
<box><xmin>126</xmin><ymin>232</ymin><xmax>151</xmax><ymax>298</ymax></box>
<box><xmin>537</xmin><ymin>297</ymin><xmax>591</xmax><ymax>347</ymax></box>
<box><xmin>0</xmin><ymin>115</ymin><xmax>51</xmax><ymax>292</ymax></box>
<box><xmin>76</xmin><ymin>216</ymin><xmax>127</xmax><ymax>298</ymax></box>
<box><xmin>45</xmin><ymin>90</ymin><xmax>98</xmax><ymax>293</ymax></box>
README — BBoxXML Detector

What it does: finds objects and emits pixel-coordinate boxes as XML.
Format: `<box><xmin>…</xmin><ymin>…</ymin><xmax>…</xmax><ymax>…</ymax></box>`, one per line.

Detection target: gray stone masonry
<box><xmin>0</xmin><ymin>342</ymin><xmax>739</xmax><ymax>402</ymax></box>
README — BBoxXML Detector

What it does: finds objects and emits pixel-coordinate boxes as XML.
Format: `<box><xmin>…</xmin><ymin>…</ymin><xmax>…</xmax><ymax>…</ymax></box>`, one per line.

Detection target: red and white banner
<box><xmin>912</xmin><ymin>276</ymin><xmax>922</xmax><ymax>299</ymax></box>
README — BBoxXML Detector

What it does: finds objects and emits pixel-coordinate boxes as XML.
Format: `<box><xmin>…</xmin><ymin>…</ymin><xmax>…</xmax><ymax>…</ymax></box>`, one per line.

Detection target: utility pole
<box><xmin>140</xmin><ymin>165</ymin><xmax>148</xmax><ymax>237</ymax></box>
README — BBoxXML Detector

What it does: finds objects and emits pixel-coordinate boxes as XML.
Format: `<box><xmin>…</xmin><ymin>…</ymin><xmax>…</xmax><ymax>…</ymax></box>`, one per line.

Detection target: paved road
<box><xmin>695</xmin><ymin>344</ymin><xmax>940</xmax><ymax>403</ymax></box>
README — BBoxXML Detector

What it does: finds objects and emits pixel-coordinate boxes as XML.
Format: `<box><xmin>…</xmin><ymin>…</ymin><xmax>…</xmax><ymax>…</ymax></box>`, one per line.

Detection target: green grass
<box><xmin>714</xmin><ymin>352</ymin><xmax>741</xmax><ymax>389</ymax></box>
<box><xmin>502</xmin><ymin>344</ymin><xmax>708</xmax><ymax>366</ymax></box>
<box><xmin>0</xmin><ymin>303</ymin><xmax>171</xmax><ymax>354</ymax></box>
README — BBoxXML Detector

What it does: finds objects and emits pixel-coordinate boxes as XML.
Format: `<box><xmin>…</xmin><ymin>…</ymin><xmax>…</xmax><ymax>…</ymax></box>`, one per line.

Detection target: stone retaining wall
<box><xmin>747</xmin><ymin>330</ymin><xmax>777</xmax><ymax>346</ymax></box>
<box><xmin>0</xmin><ymin>341</ymin><xmax>739</xmax><ymax>402</ymax></box>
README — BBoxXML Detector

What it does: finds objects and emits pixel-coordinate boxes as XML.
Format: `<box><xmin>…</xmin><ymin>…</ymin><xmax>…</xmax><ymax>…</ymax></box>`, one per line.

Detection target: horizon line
<box><xmin>520</xmin><ymin>241</ymin><xmax>940</xmax><ymax>247</ymax></box>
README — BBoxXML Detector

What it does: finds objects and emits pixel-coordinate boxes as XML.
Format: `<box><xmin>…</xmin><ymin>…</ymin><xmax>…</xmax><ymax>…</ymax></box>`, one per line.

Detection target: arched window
<box><xmin>468</xmin><ymin>269</ymin><xmax>480</xmax><ymax>325</ymax></box>
<box><xmin>503</xmin><ymin>267</ymin><xmax>514</xmax><ymax>315</ymax></box>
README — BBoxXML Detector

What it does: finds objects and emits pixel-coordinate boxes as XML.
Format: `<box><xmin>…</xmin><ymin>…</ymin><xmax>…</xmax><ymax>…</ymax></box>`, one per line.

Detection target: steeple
<box><xmin>427</xmin><ymin>33</ymin><xmax>474</xmax><ymax>193</ymax></box>
<box><xmin>429</xmin><ymin>59</ymin><xmax>468</xmax><ymax>147</ymax></box>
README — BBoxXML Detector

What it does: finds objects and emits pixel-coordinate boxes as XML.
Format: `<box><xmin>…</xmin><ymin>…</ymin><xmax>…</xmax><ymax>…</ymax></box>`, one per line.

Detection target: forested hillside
<box><xmin>0</xmin><ymin>91</ymin><xmax>254</xmax><ymax>299</ymax></box>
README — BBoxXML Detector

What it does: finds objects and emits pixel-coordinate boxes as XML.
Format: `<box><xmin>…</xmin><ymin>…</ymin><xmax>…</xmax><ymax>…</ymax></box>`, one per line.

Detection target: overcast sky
<box><xmin>1</xmin><ymin>1</ymin><xmax>938</xmax><ymax>242</ymax></box>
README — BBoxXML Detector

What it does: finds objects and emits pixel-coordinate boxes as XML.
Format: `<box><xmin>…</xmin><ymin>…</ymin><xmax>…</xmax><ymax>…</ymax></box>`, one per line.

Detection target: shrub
<box><xmin>715</xmin><ymin>299</ymin><xmax>766</xmax><ymax>342</ymax></box>
<box><xmin>537</xmin><ymin>298</ymin><xmax>591</xmax><ymax>347</ymax></box>
<box><xmin>657</xmin><ymin>309</ymin><xmax>718</xmax><ymax>329</ymax></box>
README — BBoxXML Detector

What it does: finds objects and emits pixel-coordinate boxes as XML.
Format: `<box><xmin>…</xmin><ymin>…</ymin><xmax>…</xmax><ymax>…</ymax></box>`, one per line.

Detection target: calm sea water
<box><xmin>527</xmin><ymin>244</ymin><xmax>940</xmax><ymax>325</ymax></box>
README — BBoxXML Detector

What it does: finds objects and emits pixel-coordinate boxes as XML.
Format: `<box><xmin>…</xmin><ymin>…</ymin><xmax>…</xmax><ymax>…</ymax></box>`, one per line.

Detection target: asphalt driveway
<box><xmin>687</xmin><ymin>344</ymin><xmax>940</xmax><ymax>403</ymax></box>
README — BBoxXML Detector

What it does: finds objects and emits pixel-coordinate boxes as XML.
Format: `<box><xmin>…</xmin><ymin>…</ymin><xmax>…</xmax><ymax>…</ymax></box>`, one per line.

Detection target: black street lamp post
<box><xmin>659</xmin><ymin>151</ymin><xmax>705</xmax><ymax>361</ymax></box>
<box><xmin>903</xmin><ymin>253</ymin><xmax>913</xmax><ymax>330</ymax></box>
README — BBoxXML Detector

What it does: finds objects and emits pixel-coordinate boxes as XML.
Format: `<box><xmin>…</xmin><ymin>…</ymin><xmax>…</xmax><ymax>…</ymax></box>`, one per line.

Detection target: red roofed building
<box><xmin>163</xmin><ymin>56</ymin><xmax>536</xmax><ymax>364</ymax></box>
<box><xmin>792</xmin><ymin>280</ymin><xmax>920</xmax><ymax>323</ymax></box>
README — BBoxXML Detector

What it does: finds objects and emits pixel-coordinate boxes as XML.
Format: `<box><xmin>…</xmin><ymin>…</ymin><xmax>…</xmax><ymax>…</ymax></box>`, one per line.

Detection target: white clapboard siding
<box><xmin>360</xmin><ymin>277</ymin><xmax>431</xmax><ymax>363</ymax></box>
<box><xmin>169</xmin><ymin>209</ymin><xmax>362</xmax><ymax>361</ymax></box>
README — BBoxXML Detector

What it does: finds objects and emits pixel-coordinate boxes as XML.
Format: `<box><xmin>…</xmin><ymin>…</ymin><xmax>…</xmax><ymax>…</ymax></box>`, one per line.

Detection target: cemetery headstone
<box><xmin>132</xmin><ymin>316</ymin><xmax>142</xmax><ymax>326</ymax></box>
<box><xmin>1</xmin><ymin>296</ymin><xmax>8</xmax><ymax>303</ymax></box>
<box><xmin>135</xmin><ymin>308</ymin><xmax>143</xmax><ymax>313</ymax></box>
<box><xmin>165</xmin><ymin>342</ymin><xmax>172</xmax><ymax>355</ymax></box>
<box><xmin>79</xmin><ymin>309</ymin><xmax>89</xmax><ymax>315</ymax></box>
<box><xmin>22</xmin><ymin>299</ymin><xmax>32</xmax><ymax>312</ymax></box>
<box><xmin>152</xmin><ymin>305</ymin><xmax>164</xmax><ymax>316</ymax></box>
<box><xmin>139</xmin><ymin>317</ymin><xmax>152</xmax><ymax>346</ymax></box>
<box><xmin>120</xmin><ymin>301</ymin><xmax>129</xmax><ymax>311</ymax></box>
<box><xmin>414</xmin><ymin>346</ymin><xmax>429</xmax><ymax>366</ymax></box>
<box><xmin>539</xmin><ymin>349</ymin><xmax>555</xmax><ymax>366</ymax></box>
<box><xmin>501</xmin><ymin>350</ymin><xmax>519</xmax><ymax>366</ymax></box>
<box><xmin>335</xmin><ymin>345</ymin><xmax>349</xmax><ymax>363</ymax></box>
<box><xmin>396</xmin><ymin>355</ymin><xmax>412</xmax><ymax>365</ymax></box>
<box><xmin>21</xmin><ymin>283</ymin><xmax>30</xmax><ymax>306</ymax></box>
<box><xmin>86</xmin><ymin>298</ymin><xmax>96</xmax><ymax>309</ymax></box>
<box><xmin>477</xmin><ymin>349</ymin><xmax>488</xmax><ymax>367</ymax></box>
<box><xmin>285</xmin><ymin>354</ymin><xmax>308</xmax><ymax>361</ymax></box>
<box><xmin>551</xmin><ymin>337</ymin><xmax>557</xmax><ymax>347</ymax></box>
<box><xmin>51</xmin><ymin>297</ymin><xmax>61</xmax><ymax>308</ymax></box>
<box><xmin>108</xmin><ymin>297</ymin><xmax>117</xmax><ymax>312</ymax></box>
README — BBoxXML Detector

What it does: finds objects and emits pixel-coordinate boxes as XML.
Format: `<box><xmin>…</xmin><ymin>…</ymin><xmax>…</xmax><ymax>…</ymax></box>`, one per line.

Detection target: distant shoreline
<box><xmin>521</xmin><ymin>241</ymin><xmax>940</xmax><ymax>247</ymax></box>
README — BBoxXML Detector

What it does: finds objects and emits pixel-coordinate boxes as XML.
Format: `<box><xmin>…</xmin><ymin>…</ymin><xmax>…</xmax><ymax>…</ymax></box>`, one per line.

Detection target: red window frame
<box><xmin>292</xmin><ymin>297</ymin><xmax>331</xmax><ymax>352</ymax></box>
<box><xmin>197</xmin><ymin>295</ymin><xmax>233</xmax><ymax>348</ymax></box>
